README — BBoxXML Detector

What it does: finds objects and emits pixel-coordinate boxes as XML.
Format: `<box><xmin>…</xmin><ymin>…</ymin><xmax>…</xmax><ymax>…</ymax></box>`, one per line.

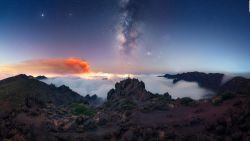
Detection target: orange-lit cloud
<box><xmin>0</xmin><ymin>58</ymin><xmax>90</xmax><ymax>76</ymax></box>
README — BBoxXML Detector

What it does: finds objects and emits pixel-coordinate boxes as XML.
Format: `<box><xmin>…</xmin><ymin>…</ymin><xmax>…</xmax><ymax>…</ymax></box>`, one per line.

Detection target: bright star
<box><xmin>146</xmin><ymin>51</ymin><xmax>152</xmax><ymax>56</ymax></box>
<box><xmin>41</xmin><ymin>13</ymin><xmax>45</xmax><ymax>17</ymax></box>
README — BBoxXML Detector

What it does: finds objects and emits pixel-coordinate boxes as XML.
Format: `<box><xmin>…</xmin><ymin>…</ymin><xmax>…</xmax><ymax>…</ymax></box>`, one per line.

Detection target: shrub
<box><xmin>142</xmin><ymin>96</ymin><xmax>171</xmax><ymax>112</ymax></box>
<box><xmin>70</xmin><ymin>103</ymin><xmax>96</xmax><ymax>116</ymax></box>
<box><xmin>212</xmin><ymin>96</ymin><xmax>223</xmax><ymax>106</ymax></box>
<box><xmin>221</xmin><ymin>92</ymin><xmax>234</xmax><ymax>100</ymax></box>
<box><xmin>117</xmin><ymin>98</ymin><xmax>136</xmax><ymax>111</ymax></box>
<box><xmin>212</xmin><ymin>92</ymin><xmax>234</xmax><ymax>106</ymax></box>
<box><xmin>180</xmin><ymin>97</ymin><xmax>196</xmax><ymax>106</ymax></box>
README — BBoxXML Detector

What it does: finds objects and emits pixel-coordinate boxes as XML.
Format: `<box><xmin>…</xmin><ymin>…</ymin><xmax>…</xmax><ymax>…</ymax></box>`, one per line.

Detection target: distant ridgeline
<box><xmin>162</xmin><ymin>71</ymin><xmax>250</xmax><ymax>95</ymax></box>
<box><xmin>162</xmin><ymin>72</ymin><xmax>224</xmax><ymax>91</ymax></box>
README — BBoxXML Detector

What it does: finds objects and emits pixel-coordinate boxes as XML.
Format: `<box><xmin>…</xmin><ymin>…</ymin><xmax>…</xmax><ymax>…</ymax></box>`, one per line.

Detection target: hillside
<box><xmin>0</xmin><ymin>74</ymin><xmax>87</xmax><ymax>111</ymax></box>
<box><xmin>219</xmin><ymin>77</ymin><xmax>250</xmax><ymax>95</ymax></box>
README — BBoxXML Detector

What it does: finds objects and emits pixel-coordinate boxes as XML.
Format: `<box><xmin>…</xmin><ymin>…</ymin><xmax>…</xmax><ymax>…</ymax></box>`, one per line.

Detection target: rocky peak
<box><xmin>107</xmin><ymin>78</ymin><xmax>151</xmax><ymax>101</ymax></box>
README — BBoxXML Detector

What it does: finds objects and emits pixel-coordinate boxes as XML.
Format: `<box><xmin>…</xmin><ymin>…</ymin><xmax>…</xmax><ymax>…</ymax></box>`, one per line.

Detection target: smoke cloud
<box><xmin>0</xmin><ymin>58</ymin><xmax>90</xmax><ymax>76</ymax></box>
<box><xmin>117</xmin><ymin>0</ymin><xmax>141</xmax><ymax>56</ymax></box>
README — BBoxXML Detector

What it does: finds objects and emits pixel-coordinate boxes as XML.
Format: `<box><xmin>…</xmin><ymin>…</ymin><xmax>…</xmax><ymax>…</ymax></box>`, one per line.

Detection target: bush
<box><xmin>212</xmin><ymin>92</ymin><xmax>234</xmax><ymax>106</ymax></box>
<box><xmin>117</xmin><ymin>98</ymin><xmax>136</xmax><ymax>111</ymax></box>
<box><xmin>70</xmin><ymin>103</ymin><xmax>96</xmax><ymax>116</ymax></box>
<box><xmin>212</xmin><ymin>96</ymin><xmax>223</xmax><ymax>106</ymax></box>
<box><xmin>142</xmin><ymin>96</ymin><xmax>171</xmax><ymax>112</ymax></box>
<box><xmin>104</xmin><ymin>98</ymin><xmax>136</xmax><ymax>112</ymax></box>
<box><xmin>221</xmin><ymin>92</ymin><xmax>234</xmax><ymax>100</ymax></box>
<box><xmin>180</xmin><ymin>97</ymin><xmax>196</xmax><ymax>106</ymax></box>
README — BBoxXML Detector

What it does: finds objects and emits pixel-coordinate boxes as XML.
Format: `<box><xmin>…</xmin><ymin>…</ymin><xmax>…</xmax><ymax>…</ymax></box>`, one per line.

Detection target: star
<box><xmin>146</xmin><ymin>51</ymin><xmax>152</xmax><ymax>56</ymax></box>
<box><xmin>68</xmin><ymin>13</ymin><xmax>73</xmax><ymax>17</ymax></box>
<box><xmin>41</xmin><ymin>13</ymin><xmax>45</xmax><ymax>17</ymax></box>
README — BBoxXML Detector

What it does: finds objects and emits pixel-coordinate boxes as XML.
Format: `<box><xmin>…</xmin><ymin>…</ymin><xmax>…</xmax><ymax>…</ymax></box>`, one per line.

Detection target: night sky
<box><xmin>0</xmin><ymin>0</ymin><xmax>250</xmax><ymax>76</ymax></box>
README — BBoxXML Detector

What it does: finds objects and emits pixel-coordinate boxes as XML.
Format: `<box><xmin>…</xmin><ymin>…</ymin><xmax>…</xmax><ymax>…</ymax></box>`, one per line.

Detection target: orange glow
<box><xmin>64</xmin><ymin>58</ymin><xmax>90</xmax><ymax>73</ymax></box>
<box><xmin>79</xmin><ymin>72</ymin><xmax>135</xmax><ymax>80</ymax></box>
<box><xmin>0</xmin><ymin>58</ymin><xmax>137</xmax><ymax>80</ymax></box>
<box><xmin>0</xmin><ymin>58</ymin><xmax>90</xmax><ymax>76</ymax></box>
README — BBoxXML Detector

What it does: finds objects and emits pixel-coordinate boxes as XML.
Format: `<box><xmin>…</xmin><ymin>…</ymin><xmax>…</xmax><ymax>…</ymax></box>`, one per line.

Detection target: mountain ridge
<box><xmin>162</xmin><ymin>71</ymin><xmax>224</xmax><ymax>91</ymax></box>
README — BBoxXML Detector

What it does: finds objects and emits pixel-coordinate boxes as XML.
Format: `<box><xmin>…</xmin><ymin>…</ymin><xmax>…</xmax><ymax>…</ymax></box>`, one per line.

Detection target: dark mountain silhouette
<box><xmin>0</xmin><ymin>74</ymin><xmax>87</xmax><ymax>111</ymax></box>
<box><xmin>35</xmin><ymin>75</ymin><xmax>48</xmax><ymax>80</ymax></box>
<box><xmin>163</xmin><ymin>71</ymin><xmax>224</xmax><ymax>91</ymax></box>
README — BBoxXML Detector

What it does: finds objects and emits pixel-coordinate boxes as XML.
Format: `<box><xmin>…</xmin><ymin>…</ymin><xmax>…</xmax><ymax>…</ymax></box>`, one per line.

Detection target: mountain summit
<box><xmin>107</xmin><ymin>78</ymin><xmax>152</xmax><ymax>101</ymax></box>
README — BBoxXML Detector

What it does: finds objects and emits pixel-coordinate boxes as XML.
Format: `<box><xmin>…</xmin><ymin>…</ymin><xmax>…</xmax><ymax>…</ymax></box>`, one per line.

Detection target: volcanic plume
<box><xmin>0</xmin><ymin>58</ymin><xmax>90</xmax><ymax>76</ymax></box>
<box><xmin>117</xmin><ymin>0</ymin><xmax>141</xmax><ymax>56</ymax></box>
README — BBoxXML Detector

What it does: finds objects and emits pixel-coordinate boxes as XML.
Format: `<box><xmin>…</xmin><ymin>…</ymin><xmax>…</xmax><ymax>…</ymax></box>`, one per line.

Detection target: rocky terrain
<box><xmin>1</xmin><ymin>74</ymin><xmax>250</xmax><ymax>141</ymax></box>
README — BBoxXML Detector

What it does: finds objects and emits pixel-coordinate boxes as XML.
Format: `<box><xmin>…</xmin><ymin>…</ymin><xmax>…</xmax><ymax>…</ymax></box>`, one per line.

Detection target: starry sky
<box><xmin>0</xmin><ymin>0</ymin><xmax>250</xmax><ymax>76</ymax></box>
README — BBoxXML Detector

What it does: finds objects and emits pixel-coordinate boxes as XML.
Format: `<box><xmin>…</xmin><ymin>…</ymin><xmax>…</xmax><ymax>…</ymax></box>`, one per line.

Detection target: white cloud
<box><xmin>137</xmin><ymin>75</ymin><xmax>214</xmax><ymax>100</ymax></box>
<box><xmin>42</xmin><ymin>76</ymin><xmax>116</xmax><ymax>98</ymax></box>
<box><xmin>41</xmin><ymin>75</ymin><xmax>214</xmax><ymax>100</ymax></box>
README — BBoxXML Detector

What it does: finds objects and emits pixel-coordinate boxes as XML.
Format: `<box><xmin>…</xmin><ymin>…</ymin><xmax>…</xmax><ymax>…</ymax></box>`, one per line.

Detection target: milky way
<box><xmin>117</xmin><ymin>0</ymin><xmax>141</xmax><ymax>56</ymax></box>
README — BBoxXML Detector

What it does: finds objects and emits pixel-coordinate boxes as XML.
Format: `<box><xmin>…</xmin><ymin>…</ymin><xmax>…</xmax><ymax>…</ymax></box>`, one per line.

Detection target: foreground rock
<box><xmin>106</xmin><ymin>78</ymin><xmax>172</xmax><ymax>112</ymax></box>
<box><xmin>107</xmin><ymin>78</ymin><xmax>152</xmax><ymax>101</ymax></box>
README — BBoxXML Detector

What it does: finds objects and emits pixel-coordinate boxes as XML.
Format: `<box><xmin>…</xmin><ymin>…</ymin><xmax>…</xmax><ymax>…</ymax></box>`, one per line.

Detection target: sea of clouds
<box><xmin>41</xmin><ymin>74</ymin><xmax>214</xmax><ymax>100</ymax></box>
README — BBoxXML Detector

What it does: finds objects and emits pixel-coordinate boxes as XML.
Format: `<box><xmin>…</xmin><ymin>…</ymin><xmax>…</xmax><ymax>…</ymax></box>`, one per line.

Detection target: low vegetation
<box><xmin>180</xmin><ymin>97</ymin><xmax>196</xmax><ymax>106</ymax></box>
<box><xmin>70</xmin><ymin>103</ymin><xmax>96</xmax><ymax>116</ymax></box>
<box><xmin>212</xmin><ymin>92</ymin><xmax>235</xmax><ymax>105</ymax></box>
<box><xmin>105</xmin><ymin>98</ymin><xmax>137</xmax><ymax>111</ymax></box>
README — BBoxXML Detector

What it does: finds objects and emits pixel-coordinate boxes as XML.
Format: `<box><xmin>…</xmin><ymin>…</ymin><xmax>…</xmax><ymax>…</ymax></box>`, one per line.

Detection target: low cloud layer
<box><xmin>138</xmin><ymin>75</ymin><xmax>214</xmax><ymax>99</ymax></box>
<box><xmin>42</xmin><ymin>77</ymin><xmax>115</xmax><ymax>98</ymax></box>
<box><xmin>42</xmin><ymin>75</ymin><xmax>214</xmax><ymax>100</ymax></box>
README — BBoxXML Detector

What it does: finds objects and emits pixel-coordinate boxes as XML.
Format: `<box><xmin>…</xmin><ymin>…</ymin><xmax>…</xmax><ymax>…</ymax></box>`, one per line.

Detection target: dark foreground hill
<box><xmin>0</xmin><ymin>74</ymin><xmax>87</xmax><ymax>111</ymax></box>
<box><xmin>1</xmin><ymin>75</ymin><xmax>250</xmax><ymax>141</ymax></box>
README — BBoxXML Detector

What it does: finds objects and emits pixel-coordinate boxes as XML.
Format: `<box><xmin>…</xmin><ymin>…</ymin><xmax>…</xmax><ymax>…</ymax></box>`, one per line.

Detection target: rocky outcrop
<box><xmin>163</xmin><ymin>72</ymin><xmax>224</xmax><ymax>91</ymax></box>
<box><xmin>107</xmin><ymin>78</ymin><xmax>152</xmax><ymax>101</ymax></box>
<box><xmin>106</xmin><ymin>78</ymin><xmax>172</xmax><ymax>112</ymax></box>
